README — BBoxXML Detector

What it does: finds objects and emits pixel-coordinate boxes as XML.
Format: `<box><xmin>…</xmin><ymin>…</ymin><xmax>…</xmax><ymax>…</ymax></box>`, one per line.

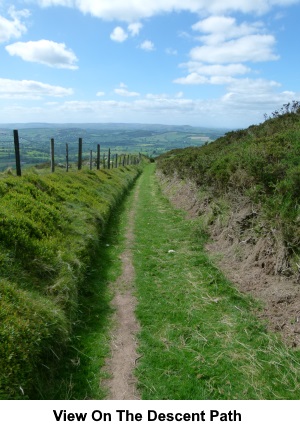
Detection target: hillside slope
<box><xmin>0</xmin><ymin>165</ymin><xmax>141</xmax><ymax>399</ymax></box>
<box><xmin>156</xmin><ymin>104</ymin><xmax>300</xmax><ymax>347</ymax></box>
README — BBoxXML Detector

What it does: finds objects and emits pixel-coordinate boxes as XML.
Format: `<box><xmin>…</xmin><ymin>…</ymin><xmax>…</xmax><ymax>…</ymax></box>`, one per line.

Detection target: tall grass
<box><xmin>0</xmin><ymin>165</ymin><xmax>141</xmax><ymax>399</ymax></box>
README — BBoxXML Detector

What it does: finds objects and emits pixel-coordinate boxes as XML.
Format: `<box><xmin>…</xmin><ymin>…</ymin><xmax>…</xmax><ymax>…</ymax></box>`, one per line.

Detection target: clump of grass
<box><xmin>0</xmin><ymin>165</ymin><xmax>141</xmax><ymax>399</ymax></box>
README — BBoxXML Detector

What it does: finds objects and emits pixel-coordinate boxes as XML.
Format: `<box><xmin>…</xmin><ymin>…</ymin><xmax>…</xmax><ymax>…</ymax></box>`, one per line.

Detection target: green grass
<box><xmin>133</xmin><ymin>164</ymin><xmax>300</xmax><ymax>399</ymax></box>
<box><xmin>0</xmin><ymin>164</ymin><xmax>142</xmax><ymax>399</ymax></box>
<box><xmin>3</xmin><ymin>152</ymin><xmax>300</xmax><ymax>400</ymax></box>
<box><xmin>39</xmin><ymin>184</ymin><xmax>139</xmax><ymax>399</ymax></box>
<box><xmin>156</xmin><ymin>108</ymin><xmax>300</xmax><ymax>258</ymax></box>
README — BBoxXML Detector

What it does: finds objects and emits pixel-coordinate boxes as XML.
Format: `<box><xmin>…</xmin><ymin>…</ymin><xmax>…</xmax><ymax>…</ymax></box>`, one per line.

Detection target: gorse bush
<box><xmin>156</xmin><ymin>104</ymin><xmax>300</xmax><ymax>253</ymax></box>
<box><xmin>0</xmin><ymin>165</ymin><xmax>141</xmax><ymax>399</ymax></box>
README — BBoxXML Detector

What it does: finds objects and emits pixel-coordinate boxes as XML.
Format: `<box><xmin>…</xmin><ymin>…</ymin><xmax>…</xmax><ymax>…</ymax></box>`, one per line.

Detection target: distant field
<box><xmin>0</xmin><ymin>124</ymin><xmax>227</xmax><ymax>172</ymax></box>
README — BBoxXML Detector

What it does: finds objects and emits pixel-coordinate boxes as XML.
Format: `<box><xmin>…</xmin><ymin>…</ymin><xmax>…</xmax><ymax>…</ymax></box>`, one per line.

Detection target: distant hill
<box><xmin>0</xmin><ymin>122</ymin><xmax>228</xmax><ymax>133</ymax></box>
<box><xmin>0</xmin><ymin>123</ymin><xmax>228</xmax><ymax>171</ymax></box>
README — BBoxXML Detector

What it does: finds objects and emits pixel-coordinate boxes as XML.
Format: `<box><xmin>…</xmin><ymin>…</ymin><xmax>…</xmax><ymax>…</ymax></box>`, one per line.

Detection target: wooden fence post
<box><xmin>66</xmin><ymin>143</ymin><xmax>69</xmax><ymax>172</ymax></box>
<box><xmin>78</xmin><ymin>138</ymin><xmax>82</xmax><ymax>170</ymax></box>
<box><xmin>13</xmin><ymin>130</ymin><xmax>22</xmax><ymax>177</ymax></box>
<box><xmin>103</xmin><ymin>152</ymin><xmax>106</xmax><ymax>169</ymax></box>
<box><xmin>115</xmin><ymin>153</ymin><xmax>118</xmax><ymax>168</ymax></box>
<box><xmin>107</xmin><ymin>148</ymin><xmax>111</xmax><ymax>169</ymax></box>
<box><xmin>90</xmin><ymin>150</ymin><xmax>93</xmax><ymax>170</ymax></box>
<box><xmin>97</xmin><ymin>144</ymin><xmax>100</xmax><ymax>170</ymax></box>
<box><xmin>50</xmin><ymin>138</ymin><xmax>55</xmax><ymax>172</ymax></box>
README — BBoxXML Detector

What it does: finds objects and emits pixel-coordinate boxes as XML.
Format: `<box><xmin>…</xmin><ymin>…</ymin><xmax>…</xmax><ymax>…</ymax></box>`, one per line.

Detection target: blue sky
<box><xmin>1</xmin><ymin>0</ymin><xmax>300</xmax><ymax>128</ymax></box>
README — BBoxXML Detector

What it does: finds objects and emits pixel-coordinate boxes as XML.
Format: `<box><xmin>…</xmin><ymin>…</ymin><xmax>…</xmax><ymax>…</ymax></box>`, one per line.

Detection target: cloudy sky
<box><xmin>1</xmin><ymin>0</ymin><xmax>300</xmax><ymax>128</ymax></box>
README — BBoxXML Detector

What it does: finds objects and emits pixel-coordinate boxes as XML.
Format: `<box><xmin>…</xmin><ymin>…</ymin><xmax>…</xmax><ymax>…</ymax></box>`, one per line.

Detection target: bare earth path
<box><xmin>104</xmin><ymin>183</ymin><xmax>141</xmax><ymax>400</ymax></box>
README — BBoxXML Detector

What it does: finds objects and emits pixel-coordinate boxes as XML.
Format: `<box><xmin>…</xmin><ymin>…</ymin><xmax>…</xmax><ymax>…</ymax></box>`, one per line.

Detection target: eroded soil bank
<box><xmin>157</xmin><ymin>171</ymin><xmax>300</xmax><ymax>348</ymax></box>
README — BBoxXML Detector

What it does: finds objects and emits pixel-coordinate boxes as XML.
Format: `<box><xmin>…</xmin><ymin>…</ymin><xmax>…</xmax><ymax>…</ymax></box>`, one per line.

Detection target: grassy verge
<box><xmin>0</xmin><ymin>165</ymin><xmax>141</xmax><ymax>399</ymax></box>
<box><xmin>156</xmin><ymin>108</ymin><xmax>300</xmax><ymax>262</ymax></box>
<box><xmin>134</xmin><ymin>164</ymin><xmax>300</xmax><ymax>399</ymax></box>
<box><xmin>41</xmin><ymin>181</ymin><xmax>139</xmax><ymax>399</ymax></box>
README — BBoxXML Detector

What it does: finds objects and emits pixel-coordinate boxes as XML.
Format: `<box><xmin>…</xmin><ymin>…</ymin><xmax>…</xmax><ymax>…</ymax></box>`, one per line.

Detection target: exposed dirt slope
<box><xmin>157</xmin><ymin>171</ymin><xmax>300</xmax><ymax>348</ymax></box>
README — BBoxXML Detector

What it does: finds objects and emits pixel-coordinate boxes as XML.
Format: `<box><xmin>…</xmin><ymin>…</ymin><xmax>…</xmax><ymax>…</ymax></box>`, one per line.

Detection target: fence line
<box><xmin>7</xmin><ymin>130</ymin><xmax>141</xmax><ymax>176</ymax></box>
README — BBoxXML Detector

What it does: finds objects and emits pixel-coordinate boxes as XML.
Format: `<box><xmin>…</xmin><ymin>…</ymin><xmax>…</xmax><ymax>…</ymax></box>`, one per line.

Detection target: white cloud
<box><xmin>175</xmin><ymin>14</ymin><xmax>278</xmax><ymax>86</ymax></box>
<box><xmin>128</xmin><ymin>22</ymin><xmax>143</xmax><ymax>36</ymax></box>
<box><xmin>96</xmin><ymin>91</ymin><xmax>105</xmax><ymax>97</ymax></box>
<box><xmin>188</xmin><ymin>15</ymin><xmax>278</xmax><ymax>65</ymax></box>
<box><xmin>5</xmin><ymin>39</ymin><xmax>78</xmax><ymax>69</ymax></box>
<box><xmin>110</xmin><ymin>26</ymin><xmax>128</xmax><ymax>42</ymax></box>
<box><xmin>222</xmin><ymin>77</ymin><xmax>281</xmax><ymax>102</ymax></box>
<box><xmin>192</xmin><ymin>16</ymin><xmax>264</xmax><ymax>44</ymax></box>
<box><xmin>139</xmin><ymin>40</ymin><xmax>155</xmax><ymax>51</ymax></box>
<box><xmin>0</xmin><ymin>6</ymin><xmax>29</xmax><ymax>43</ymax></box>
<box><xmin>174</xmin><ymin>73</ymin><xmax>237</xmax><ymax>85</ymax></box>
<box><xmin>174</xmin><ymin>73</ymin><xmax>214</xmax><ymax>85</ymax></box>
<box><xmin>0</xmin><ymin>78</ymin><xmax>73</xmax><ymax>99</ymax></box>
<box><xmin>110</xmin><ymin>23</ymin><xmax>142</xmax><ymax>42</ymax></box>
<box><xmin>146</xmin><ymin>92</ymin><xmax>185</xmax><ymax>99</ymax></box>
<box><xmin>34</xmin><ymin>1</ymin><xmax>300</xmax><ymax>21</ymax></box>
<box><xmin>2</xmin><ymin>82</ymin><xmax>299</xmax><ymax>127</ymax></box>
<box><xmin>114</xmin><ymin>87</ymin><xmax>140</xmax><ymax>97</ymax></box>
<box><xmin>190</xmin><ymin>34</ymin><xmax>278</xmax><ymax>64</ymax></box>
<box><xmin>217</xmin><ymin>78</ymin><xmax>297</xmax><ymax>121</ymax></box>
<box><xmin>166</xmin><ymin>48</ymin><xmax>178</xmax><ymax>55</ymax></box>
<box><xmin>114</xmin><ymin>84</ymin><xmax>140</xmax><ymax>97</ymax></box>
<box><xmin>181</xmin><ymin>62</ymin><xmax>250</xmax><ymax>76</ymax></box>
<box><xmin>174</xmin><ymin>63</ymin><xmax>251</xmax><ymax>85</ymax></box>
<box><xmin>146</xmin><ymin>93</ymin><xmax>169</xmax><ymax>99</ymax></box>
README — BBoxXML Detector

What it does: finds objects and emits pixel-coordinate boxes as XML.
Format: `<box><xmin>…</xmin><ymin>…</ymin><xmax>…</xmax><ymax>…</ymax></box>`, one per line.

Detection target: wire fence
<box><xmin>0</xmin><ymin>130</ymin><xmax>141</xmax><ymax>176</ymax></box>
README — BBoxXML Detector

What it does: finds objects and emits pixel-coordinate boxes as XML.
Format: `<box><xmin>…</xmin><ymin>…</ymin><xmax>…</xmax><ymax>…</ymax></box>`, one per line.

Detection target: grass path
<box><xmin>52</xmin><ymin>163</ymin><xmax>300</xmax><ymax>399</ymax></box>
<box><xmin>130</xmin><ymin>164</ymin><xmax>300</xmax><ymax>399</ymax></box>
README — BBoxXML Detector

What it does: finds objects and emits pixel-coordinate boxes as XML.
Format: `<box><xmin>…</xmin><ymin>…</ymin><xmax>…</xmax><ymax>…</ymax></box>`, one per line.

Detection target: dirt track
<box><xmin>103</xmin><ymin>184</ymin><xmax>141</xmax><ymax>400</ymax></box>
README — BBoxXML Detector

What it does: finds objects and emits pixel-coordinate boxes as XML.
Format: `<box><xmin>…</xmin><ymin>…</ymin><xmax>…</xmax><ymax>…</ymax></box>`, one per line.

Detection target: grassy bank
<box><xmin>156</xmin><ymin>107</ymin><xmax>300</xmax><ymax>265</ymax></box>
<box><xmin>133</xmin><ymin>164</ymin><xmax>300</xmax><ymax>399</ymax></box>
<box><xmin>0</xmin><ymin>165</ymin><xmax>141</xmax><ymax>399</ymax></box>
